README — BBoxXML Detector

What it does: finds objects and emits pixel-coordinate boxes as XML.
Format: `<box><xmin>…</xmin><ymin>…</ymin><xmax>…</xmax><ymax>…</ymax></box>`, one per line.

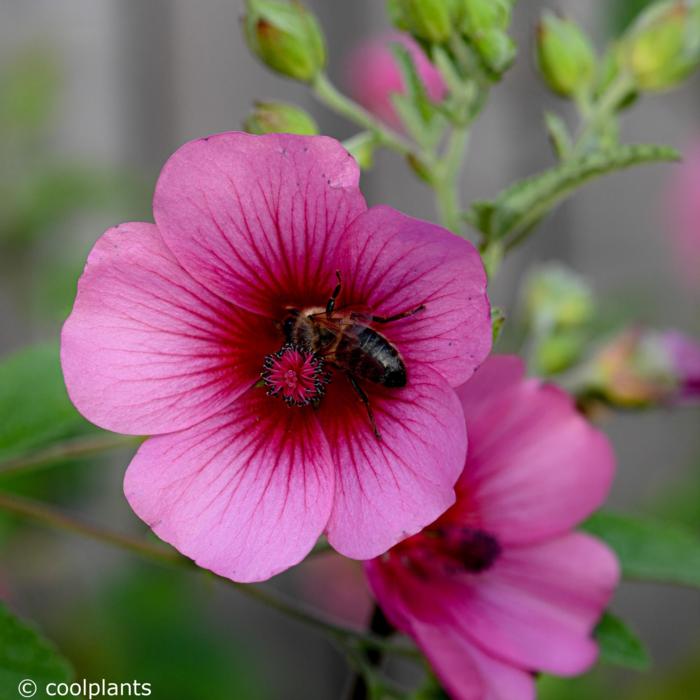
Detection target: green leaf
<box><xmin>594</xmin><ymin>611</ymin><xmax>650</xmax><ymax>670</ymax></box>
<box><xmin>0</xmin><ymin>342</ymin><xmax>96</xmax><ymax>463</ymax></box>
<box><xmin>583</xmin><ymin>510</ymin><xmax>700</xmax><ymax>587</ymax></box>
<box><xmin>0</xmin><ymin>602</ymin><xmax>72</xmax><ymax>700</ymax></box>
<box><xmin>466</xmin><ymin>144</ymin><xmax>680</xmax><ymax>242</ymax></box>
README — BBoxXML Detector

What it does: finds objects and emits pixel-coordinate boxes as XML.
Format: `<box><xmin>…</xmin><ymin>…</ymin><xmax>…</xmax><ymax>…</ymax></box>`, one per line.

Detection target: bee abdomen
<box><xmin>348</xmin><ymin>327</ymin><xmax>406</xmax><ymax>388</ymax></box>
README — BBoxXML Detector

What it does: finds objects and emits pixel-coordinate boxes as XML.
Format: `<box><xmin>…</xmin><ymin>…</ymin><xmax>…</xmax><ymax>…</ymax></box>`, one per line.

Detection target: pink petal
<box><xmin>322</xmin><ymin>364</ymin><xmax>466</xmax><ymax>559</ymax></box>
<box><xmin>124</xmin><ymin>388</ymin><xmax>334</xmax><ymax>582</ymax></box>
<box><xmin>61</xmin><ymin>222</ymin><xmax>277</xmax><ymax>435</ymax></box>
<box><xmin>449</xmin><ymin>533</ymin><xmax>619</xmax><ymax>676</ymax></box>
<box><xmin>153</xmin><ymin>132</ymin><xmax>367</xmax><ymax>317</ymax></box>
<box><xmin>364</xmin><ymin>561</ymin><xmax>534</xmax><ymax>700</ymax></box>
<box><xmin>454</xmin><ymin>356</ymin><xmax>615</xmax><ymax>545</ymax></box>
<box><xmin>336</xmin><ymin>206</ymin><xmax>491</xmax><ymax>387</ymax></box>
<box><xmin>411</xmin><ymin>621</ymin><xmax>536</xmax><ymax>700</ymax></box>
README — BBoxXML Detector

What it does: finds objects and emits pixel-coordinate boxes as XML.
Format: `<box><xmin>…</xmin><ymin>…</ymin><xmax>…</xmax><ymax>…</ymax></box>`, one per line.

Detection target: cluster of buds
<box><xmin>618</xmin><ymin>0</ymin><xmax>700</xmax><ymax>92</ymax></box>
<box><xmin>584</xmin><ymin>328</ymin><xmax>700</xmax><ymax>408</ymax></box>
<box><xmin>535</xmin><ymin>1</ymin><xmax>700</xmax><ymax>101</ymax></box>
<box><xmin>387</xmin><ymin>0</ymin><xmax>517</xmax><ymax>78</ymax></box>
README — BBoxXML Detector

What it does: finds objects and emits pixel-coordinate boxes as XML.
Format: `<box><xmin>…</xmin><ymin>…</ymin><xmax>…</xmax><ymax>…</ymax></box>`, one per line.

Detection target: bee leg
<box><xmin>371</xmin><ymin>304</ymin><xmax>426</xmax><ymax>324</ymax></box>
<box><xmin>347</xmin><ymin>375</ymin><xmax>382</xmax><ymax>441</ymax></box>
<box><xmin>326</xmin><ymin>270</ymin><xmax>342</xmax><ymax>316</ymax></box>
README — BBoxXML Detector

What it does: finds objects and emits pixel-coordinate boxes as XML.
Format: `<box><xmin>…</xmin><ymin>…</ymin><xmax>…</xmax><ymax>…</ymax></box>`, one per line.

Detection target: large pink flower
<box><xmin>345</xmin><ymin>33</ymin><xmax>447</xmax><ymax>129</ymax></box>
<box><xmin>61</xmin><ymin>132</ymin><xmax>491</xmax><ymax>582</ymax></box>
<box><xmin>365</xmin><ymin>356</ymin><xmax>618</xmax><ymax>700</ymax></box>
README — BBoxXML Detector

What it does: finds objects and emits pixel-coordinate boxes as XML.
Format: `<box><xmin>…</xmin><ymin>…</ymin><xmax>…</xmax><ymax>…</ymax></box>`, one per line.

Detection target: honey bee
<box><xmin>283</xmin><ymin>272</ymin><xmax>424</xmax><ymax>440</ymax></box>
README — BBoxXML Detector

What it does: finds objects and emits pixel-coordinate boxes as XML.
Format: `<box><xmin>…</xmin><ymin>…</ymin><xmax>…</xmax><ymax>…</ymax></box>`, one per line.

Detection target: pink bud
<box><xmin>345</xmin><ymin>32</ymin><xmax>446</xmax><ymax>129</ymax></box>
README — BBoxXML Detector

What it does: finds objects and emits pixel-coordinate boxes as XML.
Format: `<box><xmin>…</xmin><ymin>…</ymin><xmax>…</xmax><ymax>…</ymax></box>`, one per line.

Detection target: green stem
<box><xmin>482</xmin><ymin>73</ymin><xmax>635</xmax><ymax>269</ymax></box>
<box><xmin>0</xmin><ymin>489</ymin><xmax>418</xmax><ymax>659</ymax></box>
<box><xmin>0</xmin><ymin>489</ymin><xmax>179</xmax><ymax>564</ymax></box>
<box><xmin>572</xmin><ymin>75</ymin><xmax>635</xmax><ymax>157</ymax></box>
<box><xmin>312</xmin><ymin>73</ymin><xmax>416</xmax><ymax>158</ymax></box>
<box><xmin>433</xmin><ymin>127</ymin><xmax>470</xmax><ymax>233</ymax></box>
<box><xmin>0</xmin><ymin>433</ymin><xmax>142</xmax><ymax>479</ymax></box>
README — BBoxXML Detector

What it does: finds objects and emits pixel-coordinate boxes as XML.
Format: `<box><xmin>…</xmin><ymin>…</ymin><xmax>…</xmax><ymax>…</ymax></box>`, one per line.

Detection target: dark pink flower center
<box><xmin>392</xmin><ymin>525</ymin><xmax>501</xmax><ymax>579</ymax></box>
<box><xmin>262</xmin><ymin>344</ymin><xmax>330</xmax><ymax>407</ymax></box>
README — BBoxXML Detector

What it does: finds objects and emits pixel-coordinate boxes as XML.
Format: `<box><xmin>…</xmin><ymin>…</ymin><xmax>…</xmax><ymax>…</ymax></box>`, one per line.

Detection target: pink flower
<box><xmin>665</xmin><ymin>141</ymin><xmax>700</xmax><ymax>291</ymax></box>
<box><xmin>345</xmin><ymin>33</ymin><xmax>447</xmax><ymax>129</ymax></box>
<box><xmin>61</xmin><ymin>132</ymin><xmax>491</xmax><ymax>582</ymax></box>
<box><xmin>365</xmin><ymin>356</ymin><xmax>618</xmax><ymax>700</ymax></box>
<box><xmin>660</xmin><ymin>330</ymin><xmax>700</xmax><ymax>401</ymax></box>
<box><xmin>590</xmin><ymin>327</ymin><xmax>700</xmax><ymax>406</ymax></box>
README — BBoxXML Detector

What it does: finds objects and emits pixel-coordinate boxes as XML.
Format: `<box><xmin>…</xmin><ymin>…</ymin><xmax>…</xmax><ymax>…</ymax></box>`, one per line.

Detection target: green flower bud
<box><xmin>386</xmin><ymin>0</ymin><xmax>460</xmax><ymax>43</ymax></box>
<box><xmin>536</xmin><ymin>11</ymin><xmax>597</xmax><ymax>97</ymax></box>
<box><xmin>244</xmin><ymin>101</ymin><xmax>319</xmax><ymax>135</ymax></box>
<box><xmin>471</xmin><ymin>28</ymin><xmax>516</xmax><ymax>77</ymax></box>
<box><xmin>343</xmin><ymin>132</ymin><xmax>376</xmax><ymax>170</ymax></box>
<box><xmin>621</xmin><ymin>0</ymin><xmax>700</xmax><ymax>91</ymax></box>
<box><xmin>243</xmin><ymin>0</ymin><xmax>326</xmax><ymax>82</ymax></box>
<box><xmin>535</xmin><ymin>331</ymin><xmax>585</xmax><ymax>375</ymax></box>
<box><xmin>460</xmin><ymin>0</ymin><xmax>512</xmax><ymax>34</ymax></box>
<box><xmin>524</xmin><ymin>264</ymin><xmax>594</xmax><ymax>330</ymax></box>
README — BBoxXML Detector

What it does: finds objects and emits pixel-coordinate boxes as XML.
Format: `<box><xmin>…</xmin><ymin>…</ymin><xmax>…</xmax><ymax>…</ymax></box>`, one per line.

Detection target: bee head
<box><xmin>282</xmin><ymin>309</ymin><xmax>300</xmax><ymax>342</ymax></box>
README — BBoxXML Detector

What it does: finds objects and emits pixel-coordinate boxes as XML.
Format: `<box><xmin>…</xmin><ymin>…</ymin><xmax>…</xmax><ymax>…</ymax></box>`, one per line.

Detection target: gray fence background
<box><xmin>2</xmin><ymin>2</ymin><xmax>699</xmax><ymax>698</ymax></box>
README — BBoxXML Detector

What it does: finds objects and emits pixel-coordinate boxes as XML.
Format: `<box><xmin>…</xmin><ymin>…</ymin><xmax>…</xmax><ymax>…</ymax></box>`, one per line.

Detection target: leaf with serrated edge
<box><xmin>466</xmin><ymin>144</ymin><xmax>679</xmax><ymax>240</ymax></box>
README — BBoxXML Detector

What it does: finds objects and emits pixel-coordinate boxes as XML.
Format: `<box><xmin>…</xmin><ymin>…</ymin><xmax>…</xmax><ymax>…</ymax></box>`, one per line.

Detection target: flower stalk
<box><xmin>311</xmin><ymin>72</ymin><xmax>417</xmax><ymax>158</ymax></box>
<box><xmin>0</xmin><ymin>433</ymin><xmax>142</xmax><ymax>479</ymax></box>
<box><xmin>0</xmin><ymin>489</ymin><xmax>419</xmax><ymax>660</ymax></box>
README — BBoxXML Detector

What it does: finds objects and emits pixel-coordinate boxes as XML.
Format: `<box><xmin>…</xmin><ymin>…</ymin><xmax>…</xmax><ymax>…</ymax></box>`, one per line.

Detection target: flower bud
<box><xmin>587</xmin><ymin>328</ymin><xmax>700</xmax><ymax>407</ymax></box>
<box><xmin>536</xmin><ymin>11</ymin><xmax>597</xmax><ymax>97</ymax></box>
<box><xmin>460</xmin><ymin>0</ymin><xmax>512</xmax><ymax>34</ymax></box>
<box><xmin>345</xmin><ymin>33</ymin><xmax>446</xmax><ymax>129</ymax></box>
<box><xmin>471</xmin><ymin>29</ymin><xmax>516</xmax><ymax>77</ymax></box>
<box><xmin>343</xmin><ymin>132</ymin><xmax>376</xmax><ymax>170</ymax></box>
<box><xmin>535</xmin><ymin>331</ymin><xmax>586</xmax><ymax>375</ymax></box>
<box><xmin>243</xmin><ymin>0</ymin><xmax>326</xmax><ymax>82</ymax></box>
<box><xmin>621</xmin><ymin>0</ymin><xmax>700</xmax><ymax>91</ymax></box>
<box><xmin>243</xmin><ymin>101</ymin><xmax>319</xmax><ymax>135</ymax></box>
<box><xmin>524</xmin><ymin>264</ymin><xmax>594</xmax><ymax>330</ymax></box>
<box><xmin>386</xmin><ymin>0</ymin><xmax>460</xmax><ymax>43</ymax></box>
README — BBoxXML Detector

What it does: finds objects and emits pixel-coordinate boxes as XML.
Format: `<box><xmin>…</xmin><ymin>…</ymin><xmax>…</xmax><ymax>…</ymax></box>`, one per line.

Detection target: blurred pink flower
<box><xmin>61</xmin><ymin>132</ymin><xmax>491</xmax><ymax>583</ymax></box>
<box><xmin>660</xmin><ymin>330</ymin><xmax>700</xmax><ymax>400</ymax></box>
<box><xmin>591</xmin><ymin>327</ymin><xmax>700</xmax><ymax>406</ymax></box>
<box><xmin>345</xmin><ymin>33</ymin><xmax>446</xmax><ymax>128</ymax></box>
<box><xmin>666</xmin><ymin>141</ymin><xmax>700</xmax><ymax>290</ymax></box>
<box><xmin>365</xmin><ymin>356</ymin><xmax>618</xmax><ymax>700</ymax></box>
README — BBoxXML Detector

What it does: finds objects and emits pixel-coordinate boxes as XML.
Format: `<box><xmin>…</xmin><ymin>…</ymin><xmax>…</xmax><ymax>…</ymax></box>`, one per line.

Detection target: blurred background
<box><xmin>1</xmin><ymin>1</ymin><xmax>699</xmax><ymax>698</ymax></box>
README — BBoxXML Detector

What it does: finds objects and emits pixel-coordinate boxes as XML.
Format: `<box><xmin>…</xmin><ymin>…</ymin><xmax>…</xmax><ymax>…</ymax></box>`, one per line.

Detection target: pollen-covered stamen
<box><xmin>392</xmin><ymin>524</ymin><xmax>501</xmax><ymax>579</ymax></box>
<box><xmin>262</xmin><ymin>344</ymin><xmax>330</xmax><ymax>407</ymax></box>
